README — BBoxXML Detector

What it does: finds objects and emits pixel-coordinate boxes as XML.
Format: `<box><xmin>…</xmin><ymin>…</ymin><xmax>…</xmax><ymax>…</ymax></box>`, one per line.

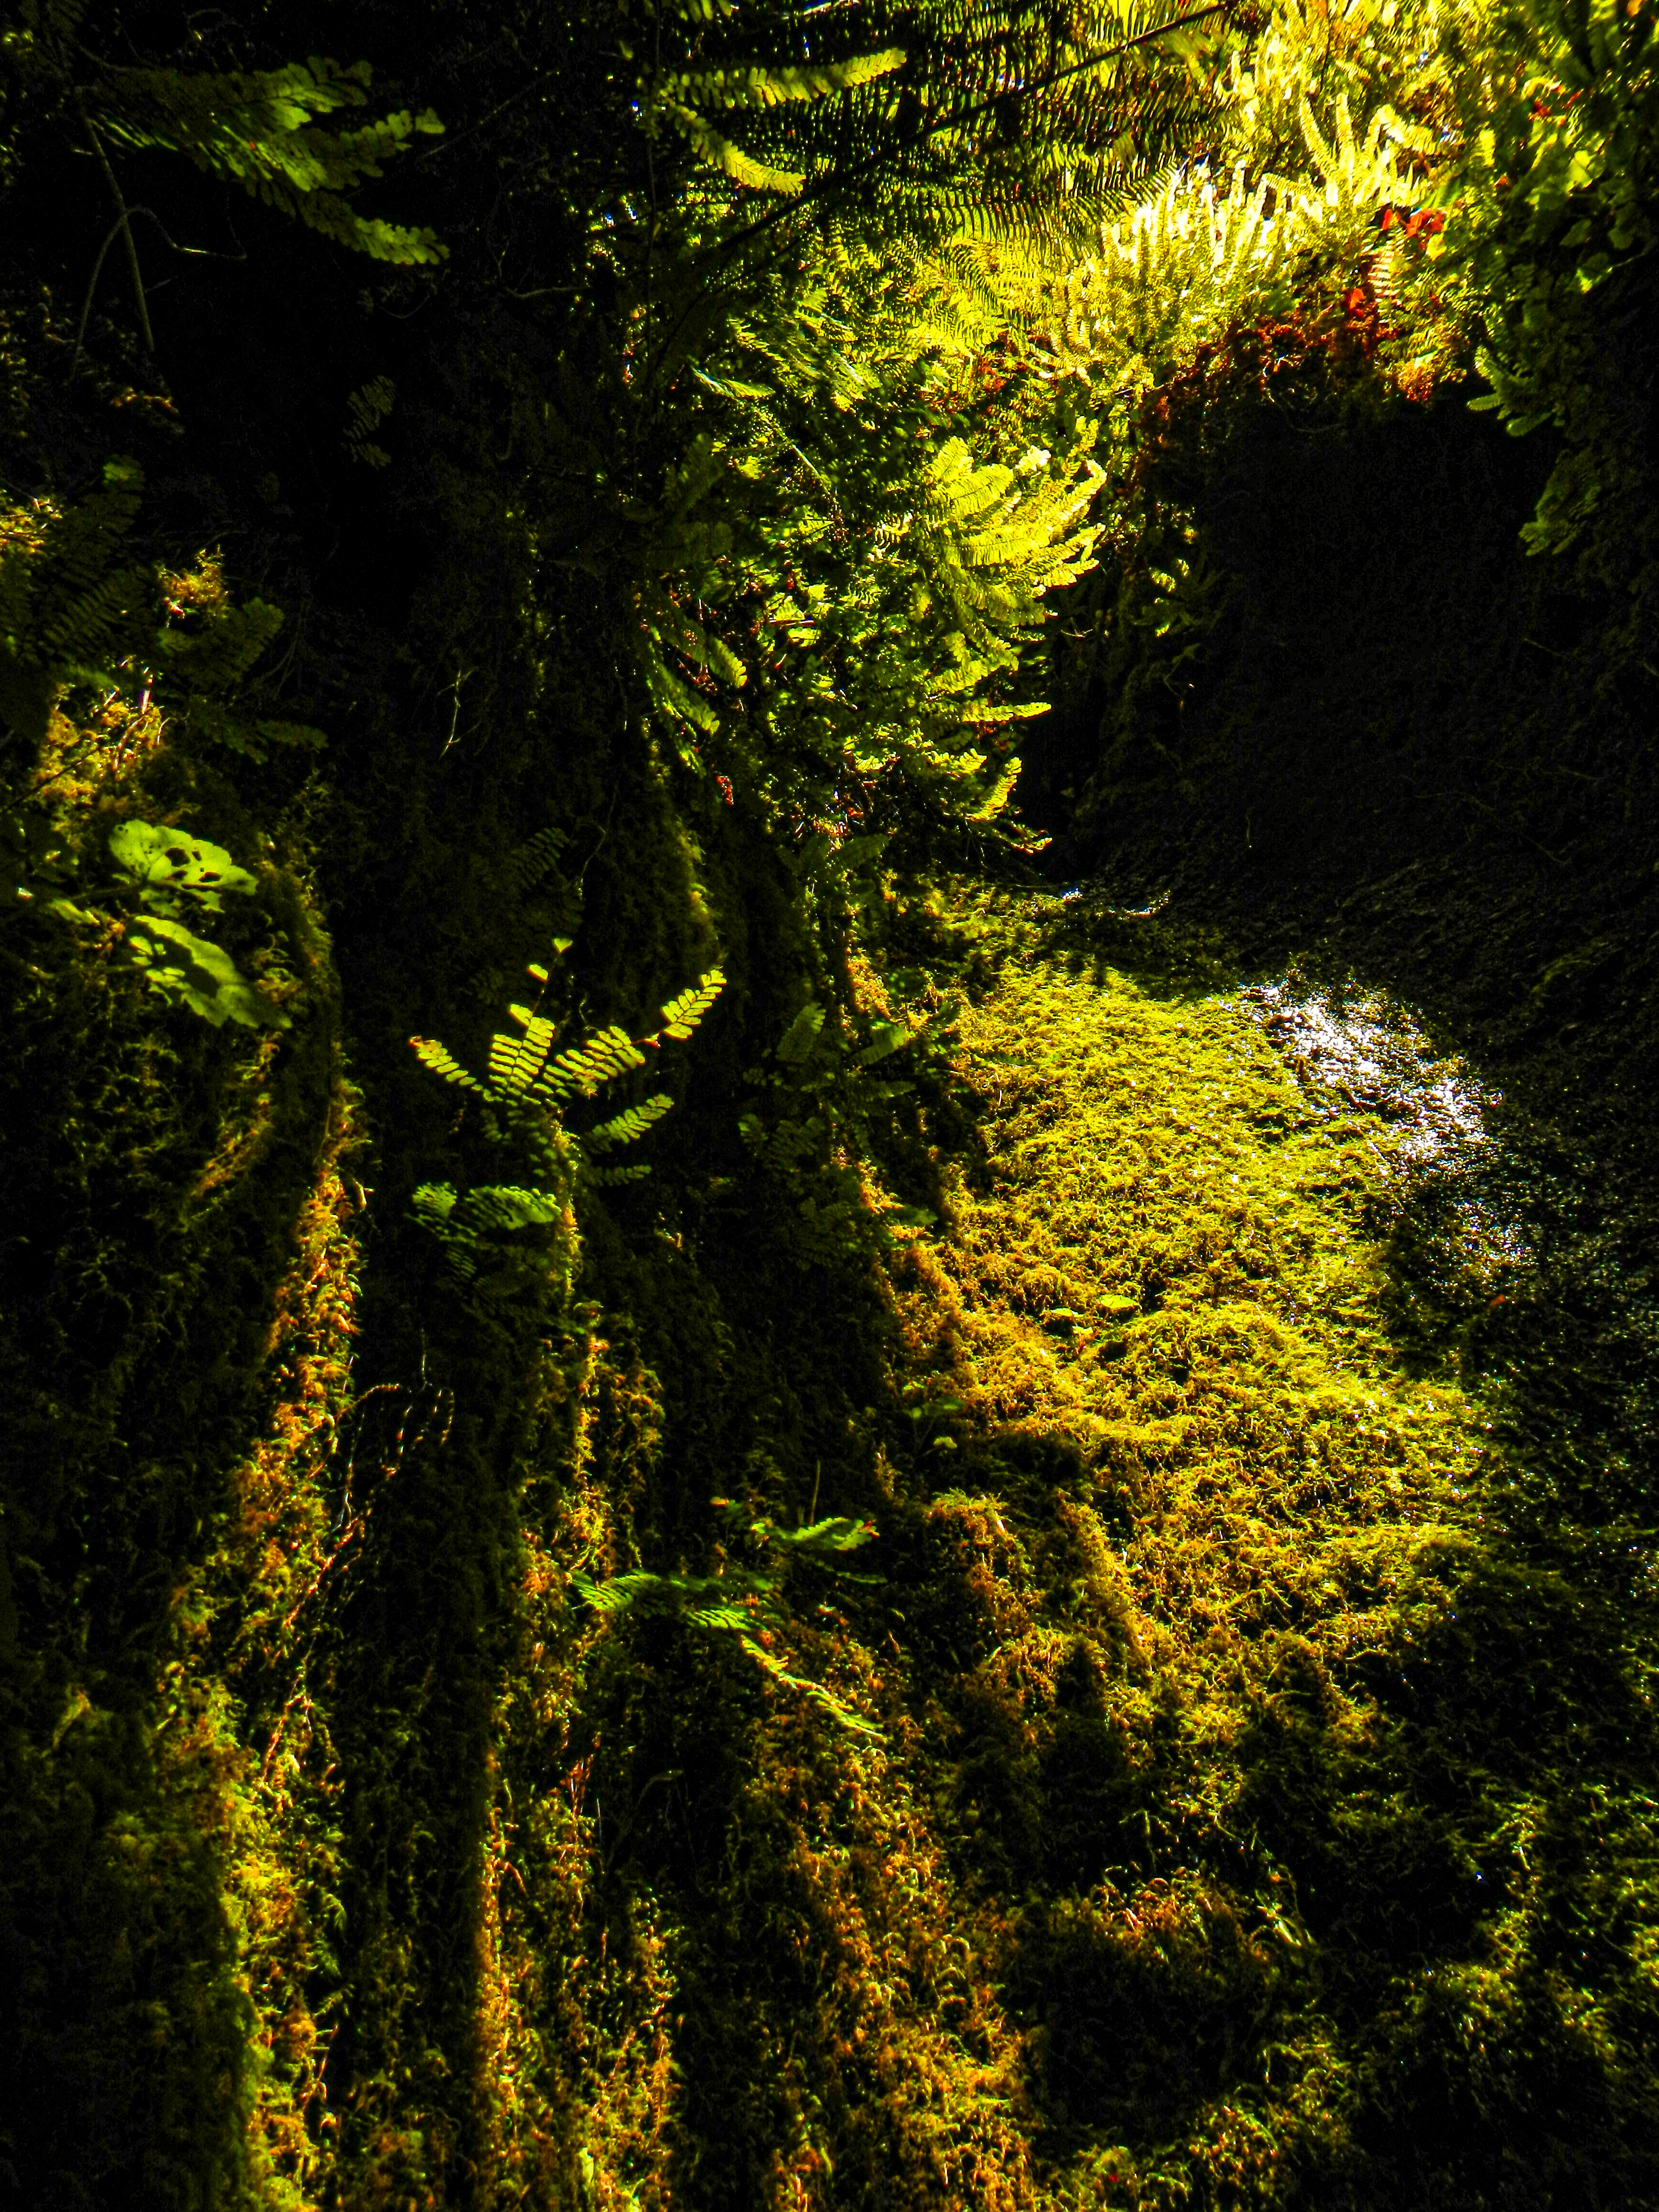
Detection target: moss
<box><xmin>318</xmin><ymin>881</ymin><xmax>1641</xmax><ymax>2210</ymax></box>
<box><xmin>840</xmin><ymin>909</ymin><xmax>1659</xmax><ymax>2208</ymax></box>
<box><xmin>0</xmin><ymin>598</ymin><xmax>357</xmax><ymax>2209</ymax></box>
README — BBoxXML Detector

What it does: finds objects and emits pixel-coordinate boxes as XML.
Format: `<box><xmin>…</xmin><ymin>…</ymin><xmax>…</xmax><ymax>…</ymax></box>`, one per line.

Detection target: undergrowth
<box><xmin>851</xmin><ymin>895</ymin><xmax>1659</xmax><ymax>2210</ymax></box>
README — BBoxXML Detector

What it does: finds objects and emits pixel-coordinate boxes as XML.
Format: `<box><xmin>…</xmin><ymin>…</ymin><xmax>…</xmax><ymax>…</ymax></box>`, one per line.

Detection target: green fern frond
<box><xmin>667</xmin><ymin>103</ymin><xmax>806</xmax><ymax>193</ymax></box>
<box><xmin>410</xmin><ymin>1037</ymin><xmax>485</xmax><ymax>1093</ymax></box>
<box><xmin>344</xmin><ymin>375</ymin><xmax>396</xmax><ymax>467</ymax></box>
<box><xmin>650</xmin><ymin>966</ymin><xmax>727</xmax><ymax>1041</ymax></box>
<box><xmin>775</xmin><ymin>999</ymin><xmax>827</xmax><ymax>1064</ymax></box>
<box><xmin>586</xmin><ymin>1094</ymin><xmax>676</xmax><ymax>1153</ymax></box>
<box><xmin>660</xmin><ymin>50</ymin><xmax>907</xmax><ymax>111</ymax></box>
<box><xmin>95</xmin><ymin>57</ymin><xmax>447</xmax><ymax>264</ymax></box>
<box><xmin>409</xmin><ymin>1180</ymin><xmax>573</xmax><ymax>1293</ymax></box>
<box><xmin>736</xmin><ymin>1633</ymin><xmax>883</xmax><ymax>1734</ymax></box>
<box><xmin>491</xmin><ymin>1007</ymin><xmax>562</xmax><ymax>1097</ymax></box>
<box><xmin>505</xmin><ymin>826</ymin><xmax>569</xmax><ymax>897</ymax></box>
<box><xmin>856</xmin><ymin>1022</ymin><xmax>911</xmax><ymax>1068</ymax></box>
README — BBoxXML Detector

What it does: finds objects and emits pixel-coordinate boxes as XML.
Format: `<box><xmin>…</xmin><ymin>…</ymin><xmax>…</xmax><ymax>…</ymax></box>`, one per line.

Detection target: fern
<box><xmin>0</xmin><ymin>461</ymin><xmax>324</xmax><ymax>761</ymax></box>
<box><xmin>409</xmin><ymin>953</ymin><xmax>726</xmax><ymax>1294</ymax></box>
<box><xmin>0</xmin><ymin>458</ymin><xmax>145</xmax><ymax>741</ymax></box>
<box><xmin>411</xmin><ymin>1038</ymin><xmax>485</xmax><ymax>1094</ymax></box>
<box><xmin>408</xmin><ymin>1181</ymin><xmax>574</xmax><ymax>1300</ymax></box>
<box><xmin>92</xmin><ymin>57</ymin><xmax>447</xmax><ymax>265</ymax></box>
<box><xmin>573</xmin><ymin>1500</ymin><xmax>883</xmax><ymax>1736</ymax></box>
<box><xmin>639</xmin><ymin>1</ymin><xmax>1227</xmax><ymax>261</ymax></box>
<box><xmin>586</xmin><ymin>1094</ymin><xmax>676</xmax><ymax>1154</ymax></box>
<box><xmin>1421</xmin><ymin>0</ymin><xmax>1659</xmax><ymax>565</ymax></box>
<box><xmin>774</xmin><ymin>999</ymin><xmax>827</xmax><ymax>1065</ymax></box>
<box><xmin>344</xmin><ymin>375</ymin><xmax>396</xmax><ymax>468</ymax></box>
<box><xmin>737</xmin><ymin>993</ymin><xmax>934</xmax><ymax>1262</ymax></box>
<box><xmin>623</xmin><ymin>287</ymin><xmax>1108</xmax><ymax>831</ymax></box>
<box><xmin>653</xmin><ymin>970</ymin><xmax>728</xmax><ymax>1040</ymax></box>
<box><xmin>505</xmin><ymin>826</ymin><xmax>570</xmax><ymax>899</ymax></box>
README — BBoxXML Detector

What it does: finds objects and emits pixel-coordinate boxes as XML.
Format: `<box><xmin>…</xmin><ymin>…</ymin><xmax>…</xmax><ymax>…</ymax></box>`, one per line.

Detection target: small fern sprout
<box><xmin>408</xmin><ymin>952</ymin><xmax>726</xmax><ymax>1294</ymax></box>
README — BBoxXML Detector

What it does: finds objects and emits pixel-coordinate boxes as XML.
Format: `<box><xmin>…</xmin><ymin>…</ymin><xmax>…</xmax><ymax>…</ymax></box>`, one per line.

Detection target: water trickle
<box><xmin>1242</xmin><ymin>977</ymin><xmax>1530</xmax><ymax>1285</ymax></box>
<box><xmin>1243</xmin><ymin>978</ymin><xmax>1489</xmax><ymax>1166</ymax></box>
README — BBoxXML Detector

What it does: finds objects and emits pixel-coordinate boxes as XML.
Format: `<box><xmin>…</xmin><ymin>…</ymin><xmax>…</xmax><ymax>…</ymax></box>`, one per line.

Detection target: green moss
<box><xmin>843</xmin><ymin>907</ymin><xmax>1659</xmax><ymax>2208</ymax></box>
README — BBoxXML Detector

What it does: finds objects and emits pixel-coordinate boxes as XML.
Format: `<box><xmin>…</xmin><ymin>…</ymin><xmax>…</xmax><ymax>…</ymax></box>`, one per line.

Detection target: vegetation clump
<box><xmin>4</xmin><ymin>0</ymin><xmax>1659</xmax><ymax>2204</ymax></box>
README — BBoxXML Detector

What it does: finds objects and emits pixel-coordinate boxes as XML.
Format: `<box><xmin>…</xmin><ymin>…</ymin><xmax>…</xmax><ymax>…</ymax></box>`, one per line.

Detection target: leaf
<box><xmin>491</xmin><ymin>1008</ymin><xmax>560</xmax><ymax>1095</ymax></box>
<box><xmin>654</xmin><ymin>966</ymin><xmax>726</xmax><ymax>1040</ymax></box>
<box><xmin>585</xmin><ymin>1093</ymin><xmax>675</xmax><ymax>1153</ymax></box>
<box><xmin>410</xmin><ymin>1036</ymin><xmax>484</xmax><ymax>1092</ymax></box>
<box><xmin>666</xmin><ymin>104</ymin><xmax>805</xmax><ymax>194</ymax></box>
<box><xmin>773</xmin><ymin>1515</ymin><xmax>878</xmax><ymax>1554</ymax></box>
<box><xmin>738</xmin><ymin>1634</ymin><xmax>883</xmax><ymax>1736</ymax></box>
<box><xmin>109</xmin><ymin>821</ymin><xmax>257</xmax><ymax>909</ymax></box>
<box><xmin>775</xmin><ymin>999</ymin><xmax>827</xmax><ymax>1064</ymax></box>
<box><xmin>857</xmin><ymin>1021</ymin><xmax>910</xmax><ymax>1067</ymax></box>
<box><xmin>123</xmin><ymin>912</ymin><xmax>281</xmax><ymax>1028</ymax></box>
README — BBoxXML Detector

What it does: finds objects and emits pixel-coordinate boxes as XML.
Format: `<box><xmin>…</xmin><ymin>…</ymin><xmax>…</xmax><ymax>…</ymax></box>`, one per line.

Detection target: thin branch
<box><xmin>41</xmin><ymin>0</ymin><xmax>155</xmax><ymax>358</ymax></box>
<box><xmin>73</xmin><ymin>95</ymin><xmax>156</xmax><ymax>355</ymax></box>
<box><xmin>71</xmin><ymin>213</ymin><xmax>126</xmax><ymax>376</ymax></box>
<box><xmin>405</xmin><ymin>64</ymin><xmax>561</xmax><ymax>166</ymax></box>
<box><xmin>70</xmin><ymin>205</ymin><xmax>246</xmax><ymax>376</ymax></box>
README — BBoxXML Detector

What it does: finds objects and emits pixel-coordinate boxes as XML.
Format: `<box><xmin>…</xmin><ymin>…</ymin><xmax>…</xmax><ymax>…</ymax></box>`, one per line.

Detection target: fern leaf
<box><xmin>586</xmin><ymin>1092</ymin><xmax>675</xmax><ymax>1152</ymax></box>
<box><xmin>410</xmin><ymin>1036</ymin><xmax>484</xmax><ymax>1092</ymax></box>
<box><xmin>737</xmin><ymin>1633</ymin><xmax>883</xmax><ymax>1737</ymax></box>
<box><xmin>653</xmin><ymin>965</ymin><xmax>726</xmax><ymax>1040</ymax></box>
<box><xmin>856</xmin><ymin>1021</ymin><xmax>910</xmax><ymax>1068</ymax></box>
<box><xmin>533</xmin><ymin>1027</ymin><xmax>648</xmax><ymax>1100</ymax></box>
<box><xmin>773</xmin><ymin>1515</ymin><xmax>878</xmax><ymax>1554</ymax></box>
<box><xmin>775</xmin><ymin>999</ymin><xmax>827</xmax><ymax>1064</ymax></box>
<box><xmin>660</xmin><ymin>52</ymin><xmax>907</xmax><ymax>112</ymax></box>
<box><xmin>506</xmin><ymin>825</ymin><xmax>569</xmax><ymax>896</ymax></box>
<box><xmin>666</xmin><ymin>104</ymin><xmax>805</xmax><ymax>194</ymax></box>
<box><xmin>492</xmin><ymin>1008</ymin><xmax>560</xmax><ymax>1095</ymax></box>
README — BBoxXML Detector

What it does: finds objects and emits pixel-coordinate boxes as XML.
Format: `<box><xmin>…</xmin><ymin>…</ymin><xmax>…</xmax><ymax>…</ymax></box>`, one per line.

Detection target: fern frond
<box><xmin>856</xmin><ymin>1022</ymin><xmax>911</xmax><ymax>1068</ymax></box>
<box><xmin>585</xmin><ymin>1093</ymin><xmax>676</xmax><ymax>1153</ymax></box>
<box><xmin>668</xmin><ymin>104</ymin><xmax>806</xmax><ymax>194</ymax></box>
<box><xmin>775</xmin><ymin>999</ymin><xmax>827</xmax><ymax>1064</ymax></box>
<box><xmin>491</xmin><ymin>1007</ymin><xmax>561</xmax><ymax>1096</ymax></box>
<box><xmin>650</xmin><ymin>965</ymin><xmax>727</xmax><ymax>1041</ymax></box>
<box><xmin>660</xmin><ymin>51</ymin><xmax>907</xmax><ymax>110</ymax></box>
<box><xmin>505</xmin><ymin>825</ymin><xmax>569</xmax><ymax>897</ymax></box>
<box><xmin>410</xmin><ymin>1037</ymin><xmax>485</xmax><ymax>1093</ymax></box>
<box><xmin>737</xmin><ymin>1632</ymin><xmax>882</xmax><ymax>1735</ymax></box>
<box><xmin>531</xmin><ymin>1026</ymin><xmax>650</xmax><ymax>1101</ymax></box>
<box><xmin>95</xmin><ymin>57</ymin><xmax>447</xmax><ymax>264</ymax></box>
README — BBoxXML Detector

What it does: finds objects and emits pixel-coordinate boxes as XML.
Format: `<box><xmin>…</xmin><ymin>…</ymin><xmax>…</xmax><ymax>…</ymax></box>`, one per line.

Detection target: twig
<box><xmin>72</xmin><ymin>204</ymin><xmax>236</xmax><ymax>374</ymax></box>
<box><xmin>41</xmin><ymin>0</ymin><xmax>154</xmax><ymax>363</ymax></box>
<box><xmin>74</xmin><ymin>94</ymin><xmax>156</xmax><ymax>356</ymax></box>
<box><xmin>71</xmin><ymin>213</ymin><xmax>126</xmax><ymax>374</ymax></box>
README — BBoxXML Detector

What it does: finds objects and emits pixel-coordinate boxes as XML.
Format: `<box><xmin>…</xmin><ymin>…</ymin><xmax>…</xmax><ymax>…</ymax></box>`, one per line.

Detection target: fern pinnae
<box><xmin>586</xmin><ymin>1094</ymin><xmax>676</xmax><ymax>1154</ymax></box>
<box><xmin>411</xmin><ymin>1037</ymin><xmax>485</xmax><ymax>1093</ymax></box>
<box><xmin>651</xmin><ymin>965</ymin><xmax>727</xmax><ymax>1042</ymax></box>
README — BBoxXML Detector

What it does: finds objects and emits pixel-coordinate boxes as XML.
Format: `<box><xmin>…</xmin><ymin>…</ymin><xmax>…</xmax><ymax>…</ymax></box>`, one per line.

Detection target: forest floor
<box><xmin>865</xmin><ymin>888</ymin><xmax>1659</xmax><ymax>2206</ymax></box>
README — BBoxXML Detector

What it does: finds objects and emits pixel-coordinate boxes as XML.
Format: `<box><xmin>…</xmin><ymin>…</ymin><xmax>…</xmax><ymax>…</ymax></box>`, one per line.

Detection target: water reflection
<box><xmin>1243</xmin><ymin>978</ymin><xmax>1531</xmax><ymax>1297</ymax></box>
